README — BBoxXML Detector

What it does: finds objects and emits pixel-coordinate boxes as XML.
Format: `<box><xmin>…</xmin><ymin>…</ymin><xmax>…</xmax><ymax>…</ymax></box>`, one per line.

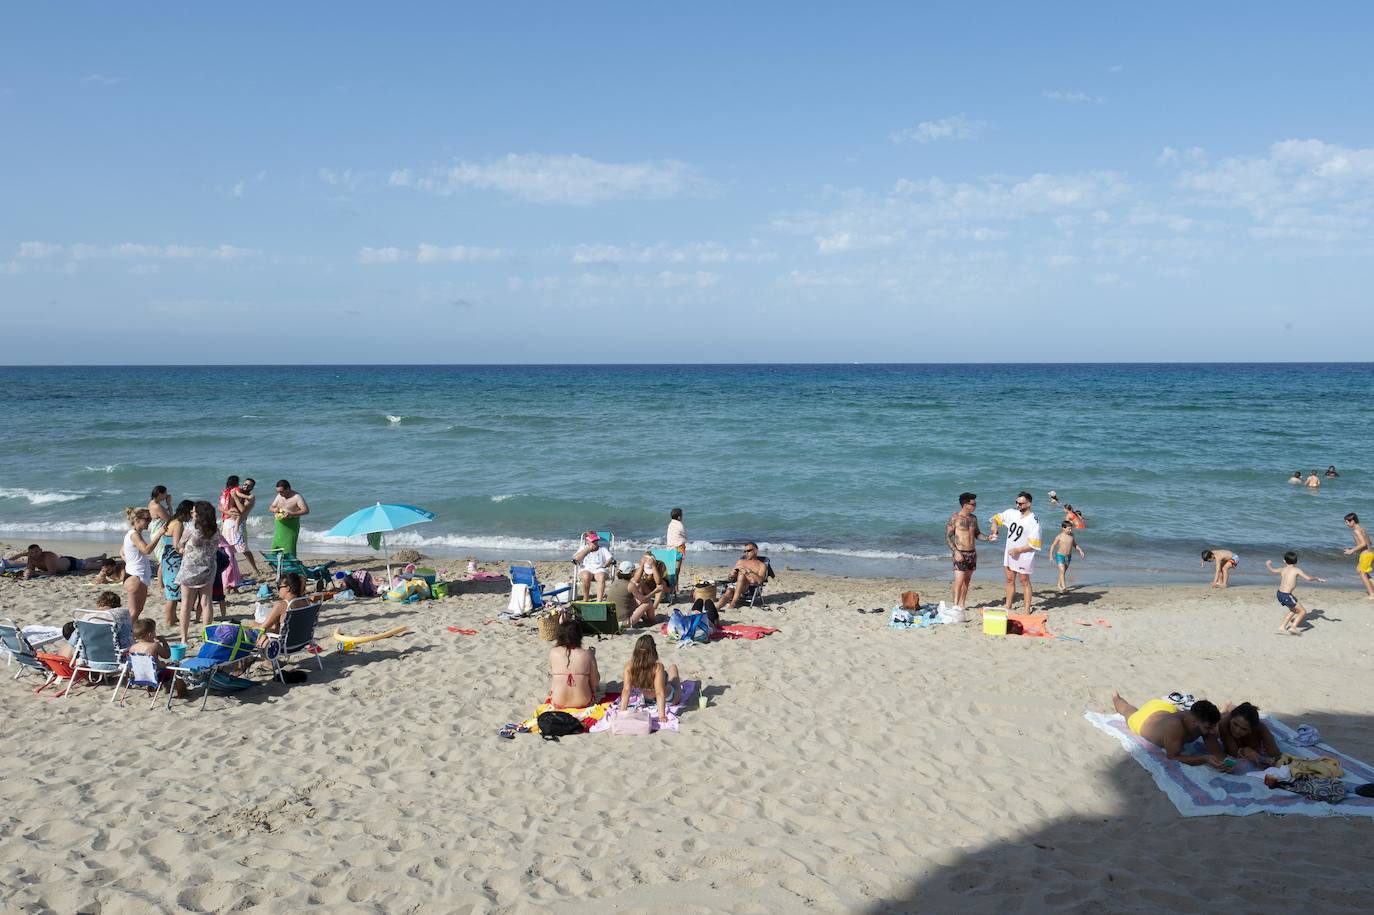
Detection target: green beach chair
<box><xmin>260</xmin><ymin>548</ymin><xmax>337</xmax><ymax>590</ymax></box>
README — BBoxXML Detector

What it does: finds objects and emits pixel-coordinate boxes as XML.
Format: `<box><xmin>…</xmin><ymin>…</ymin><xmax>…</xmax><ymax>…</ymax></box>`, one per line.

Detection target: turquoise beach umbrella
<box><xmin>326</xmin><ymin>502</ymin><xmax>435</xmax><ymax>580</ymax></box>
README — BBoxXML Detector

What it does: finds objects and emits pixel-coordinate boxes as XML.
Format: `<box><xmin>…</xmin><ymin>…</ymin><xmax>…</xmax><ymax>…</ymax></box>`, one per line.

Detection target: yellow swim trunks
<box><xmin>1127</xmin><ymin>699</ymin><xmax>1178</xmax><ymax>736</ymax></box>
<box><xmin>1358</xmin><ymin>550</ymin><xmax>1373</xmax><ymax>575</ymax></box>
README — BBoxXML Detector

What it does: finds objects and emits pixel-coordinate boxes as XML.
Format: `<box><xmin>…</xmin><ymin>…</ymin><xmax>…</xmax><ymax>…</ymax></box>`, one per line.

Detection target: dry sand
<box><xmin>2</xmin><ymin>540</ymin><xmax>1372</xmax><ymax>913</ymax></box>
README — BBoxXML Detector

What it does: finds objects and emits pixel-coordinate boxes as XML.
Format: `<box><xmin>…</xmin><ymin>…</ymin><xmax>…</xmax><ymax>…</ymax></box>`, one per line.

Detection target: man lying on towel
<box><xmin>1112</xmin><ymin>691</ymin><xmax>1232</xmax><ymax>770</ymax></box>
<box><xmin>7</xmin><ymin>544</ymin><xmax>106</xmax><ymax>579</ymax></box>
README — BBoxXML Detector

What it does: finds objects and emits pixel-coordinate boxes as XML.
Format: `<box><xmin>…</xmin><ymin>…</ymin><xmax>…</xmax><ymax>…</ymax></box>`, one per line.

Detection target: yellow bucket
<box><xmin>982</xmin><ymin>609</ymin><xmax>1008</xmax><ymax>636</ymax></box>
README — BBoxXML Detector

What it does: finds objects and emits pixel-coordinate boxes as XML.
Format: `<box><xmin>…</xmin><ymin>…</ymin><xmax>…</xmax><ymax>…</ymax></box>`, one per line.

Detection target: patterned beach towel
<box><xmin>519</xmin><ymin>693</ymin><xmax>620</xmax><ymax>734</ymax></box>
<box><xmin>590</xmin><ymin>680</ymin><xmax>700</xmax><ymax>734</ymax></box>
<box><xmin>1084</xmin><ymin>711</ymin><xmax>1374</xmax><ymax>818</ymax></box>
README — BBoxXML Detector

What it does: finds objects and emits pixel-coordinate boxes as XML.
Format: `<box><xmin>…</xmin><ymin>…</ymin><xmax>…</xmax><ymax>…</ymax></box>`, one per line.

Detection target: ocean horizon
<box><xmin>3</xmin><ymin>362</ymin><xmax>1370</xmax><ymax>585</ymax></box>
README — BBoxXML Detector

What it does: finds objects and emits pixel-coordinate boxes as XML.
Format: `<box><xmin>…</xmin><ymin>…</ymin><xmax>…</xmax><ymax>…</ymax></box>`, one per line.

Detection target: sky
<box><xmin>3</xmin><ymin>3</ymin><xmax>1373</xmax><ymax>363</ymax></box>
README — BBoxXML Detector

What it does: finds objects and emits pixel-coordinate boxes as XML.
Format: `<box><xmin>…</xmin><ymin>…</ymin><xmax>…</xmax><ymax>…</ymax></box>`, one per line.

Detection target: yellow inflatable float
<box><xmin>332</xmin><ymin>626</ymin><xmax>409</xmax><ymax>652</ymax></box>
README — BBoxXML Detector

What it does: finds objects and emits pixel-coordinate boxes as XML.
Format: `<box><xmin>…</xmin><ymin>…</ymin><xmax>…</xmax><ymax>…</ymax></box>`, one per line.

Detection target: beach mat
<box><xmin>1084</xmin><ymin>711</ymin><xmax>1374</xmax><ymax>818</ymax></box>
<box><xmin>591</xmin><ymin>680</ymin><xmax>699</xmax><ymax>734</ymax></box>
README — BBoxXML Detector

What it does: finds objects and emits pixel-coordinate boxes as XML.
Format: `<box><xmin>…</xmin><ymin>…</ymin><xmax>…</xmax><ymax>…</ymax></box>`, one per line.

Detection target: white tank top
<box><xmin>123</xmin><ymin>529</ymin><xmax>153</xmax><ymax>584</ymax></box>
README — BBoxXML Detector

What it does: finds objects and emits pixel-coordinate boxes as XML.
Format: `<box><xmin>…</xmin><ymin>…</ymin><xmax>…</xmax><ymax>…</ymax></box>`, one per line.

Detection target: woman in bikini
<box><xmin>1219</xmin><ymin>701</ymin><xmax>1280</xmax><ymax>766</ymax></box>
<box><xmin>548</xmin><ymin>614</ymin><xmax>599</xmax><ymax>708</ymax></box>
<box><xmin>619</xmin><ymin>634</ymin><xmax>681</xmax><ymax>725</ymax></box>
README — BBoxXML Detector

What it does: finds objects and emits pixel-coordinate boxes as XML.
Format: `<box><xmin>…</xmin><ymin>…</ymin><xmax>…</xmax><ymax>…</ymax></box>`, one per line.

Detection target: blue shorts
<box><xmin>1276</xmin><ymin>590</ymin><xmax>1297</xmax><ymax>609</ymax></box>
<box><xmin>1054</xmin><ymin>553</ymin><xmax>1071</xmax><ymax>568</ymax></box>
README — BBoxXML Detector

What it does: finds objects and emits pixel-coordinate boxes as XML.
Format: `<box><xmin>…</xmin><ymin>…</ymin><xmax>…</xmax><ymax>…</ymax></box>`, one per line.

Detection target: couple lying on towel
<box><xmin>548</xmin><ymin>612</ymin><xmax>683</xmax><ymax>725</ymax></box>
<box><xmin>1112</xmin><ymin>691</ymin><xmax>1281</xmax><ymax>771</ymax></box>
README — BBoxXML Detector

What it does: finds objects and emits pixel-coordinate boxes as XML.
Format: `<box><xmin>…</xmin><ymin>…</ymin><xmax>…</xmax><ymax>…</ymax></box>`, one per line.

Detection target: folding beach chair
<box><xmin>738</xmin><ymin>557</ymin><xmax>776</xmax><ymax>608</ymax></box>
<box><xmin>0</xmin><ymin>618</ymin><xmax>53</xmax><ymax>688</ymax></box>
<box><xmin>509</xmin><ymin>563</ymin><xmax>571</xmax><ymax>611</ymax></box>
<box><xmin>259</xmin><ymin>548</ymin><xmax>337</xmax><ymax>590</ymax></box>
<box><xmin>171</xmin><ymin>623</ymin><xmax>260</xmax><ymax>710</ymax></box>
<box><xmin>261</xmin><ymin>597</ymin><xmax>324</xmax><ymax>683</ymax></box>
<box><xmin>65</xmin><ymin>609</ymin><xmax>130</xmax><ymax>698</ymax></box>
<box><xmin>112</xmin><ymin>652</ymin><xmax>170</xmax><ymax>709</ymax></box>
<box><xmin>650</xmin><ymin>549</ymin><xmax>683</xmax><ymax>605</ymax></box>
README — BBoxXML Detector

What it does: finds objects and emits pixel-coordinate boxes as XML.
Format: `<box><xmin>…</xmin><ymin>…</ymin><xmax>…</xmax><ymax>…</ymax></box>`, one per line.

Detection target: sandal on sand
<box><xmin>497</xmin><ymin>723</ymin><xmax>517</xmax><ymax>740</ymax></box>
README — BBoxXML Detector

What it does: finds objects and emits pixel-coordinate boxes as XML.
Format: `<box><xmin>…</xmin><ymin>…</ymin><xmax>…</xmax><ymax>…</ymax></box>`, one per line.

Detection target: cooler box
<box><xmin>982</xmin><ymin>609</ymin><xmax>1008</xmax><ymax>636</ymax></box>
<box><xmin>572</xmin><ymin>601</ymin><xmax>620</xmax><ymax>635</ymax></box>
<box><xmin>411</xmin><ymin>568</ymin><xmax>437</xmax><ymax>586</ymax></box>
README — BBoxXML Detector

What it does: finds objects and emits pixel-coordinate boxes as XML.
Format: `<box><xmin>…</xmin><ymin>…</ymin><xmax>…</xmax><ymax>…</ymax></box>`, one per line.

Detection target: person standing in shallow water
<box><xmin>269</xmin><ymin>479</ymin><xmax>309</xmax><ymax>555</ymax></box>
<box><xmin>946</xmin><ymin>492</ymin><xmax>989</xmax><ymax>609</ymax></box>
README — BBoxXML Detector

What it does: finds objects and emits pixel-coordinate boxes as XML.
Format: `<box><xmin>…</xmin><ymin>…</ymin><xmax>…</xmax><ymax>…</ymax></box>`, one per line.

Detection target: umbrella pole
<box><xmin>384</xmin><ymin>532</ymin><xmax>393</xmax><ymax>583</ymax></box>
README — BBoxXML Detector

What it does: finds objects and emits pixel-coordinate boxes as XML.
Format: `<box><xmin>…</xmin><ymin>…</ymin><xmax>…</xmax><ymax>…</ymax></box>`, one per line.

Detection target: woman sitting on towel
<box><xmin>548</xmin><ymin>613</ymin><xmax>599</xmax><ymax>708</ymax></box>
<box><xmin>1219</xmin><ymin>702</ymin><xmax>1280</xmax><ymax>766</ymax></box>
<box><xmin>619</xmin><ymin>634</ymin><xmax>681</xmax><ymax>725</ymax></box>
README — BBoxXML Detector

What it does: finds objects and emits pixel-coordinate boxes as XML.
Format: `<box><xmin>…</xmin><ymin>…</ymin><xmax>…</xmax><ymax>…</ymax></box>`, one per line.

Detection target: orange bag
<box><xmin>1006</xmin><ymin>613</ymin><xmax>1052</xmax><ymax>638</ymax></box>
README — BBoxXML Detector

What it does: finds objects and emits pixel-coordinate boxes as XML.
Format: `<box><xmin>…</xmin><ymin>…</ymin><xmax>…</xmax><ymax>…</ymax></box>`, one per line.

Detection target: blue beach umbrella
<box><xmin>325</xmin><ymin>502</ymin><xmax>435</xmax><ymax>580</ymax></box>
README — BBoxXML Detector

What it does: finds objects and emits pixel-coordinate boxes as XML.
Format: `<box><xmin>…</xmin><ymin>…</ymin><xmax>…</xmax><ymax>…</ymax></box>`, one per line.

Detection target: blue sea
<box><xmin>1</xmin><ymin>364</ymin><xmax>1370</xmax><ymax>584</ymax></box>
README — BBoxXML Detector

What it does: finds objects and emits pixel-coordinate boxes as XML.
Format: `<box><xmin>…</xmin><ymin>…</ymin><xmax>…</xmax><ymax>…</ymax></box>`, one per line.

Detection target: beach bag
<box><xmin>691</xmin><ymin>582</ymin><xmax>717</xmax><ymax>601</ymax></box>
<box><xmin>611</xmin><ymin>707</ymin><xmax>653</xmax><ymax>736</ymax></box>
<box><xmin>508</xmin><ymin>583</ymin><xmax>533</xmax><ymax>616</ymax></box>
<box><xmin>667</xmin><ymin>609</ymin><xmax>688</xmax><ymax>638</ymax></box>
<box><xmin>681</xmin><ymin>613</ymin><xmax>712</xmax><ymax>643</ymax></box>
<box><xmin>901</xmin><ymin>591</ymin><xmax>920</xmax><ymax>611</ymax></box>
<box><xmin>937</xmin><ymin>601</ymin><xmax>969</xmax><ymax>624</ymax></box>
<box><xmin>200</xmin><ymin>624</ymin><xmax>259</xmax><ymax>662</ymax></box>
<box><xmin>537</xmin><ymin>711</ymin><xmax>584</xmax><ymax>741</ymax></box>
<box><xmin>341</xmin><ymin>571</ymin><xmax>376</xmax><ymax>598</ymax></box>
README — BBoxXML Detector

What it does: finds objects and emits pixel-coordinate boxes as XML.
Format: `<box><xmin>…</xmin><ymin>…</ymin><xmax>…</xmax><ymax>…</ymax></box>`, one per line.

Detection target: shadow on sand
<box><xmin>862</xmin><ymin>710</ymin><xmax>1374</xmax><ymax>913</ymax></box>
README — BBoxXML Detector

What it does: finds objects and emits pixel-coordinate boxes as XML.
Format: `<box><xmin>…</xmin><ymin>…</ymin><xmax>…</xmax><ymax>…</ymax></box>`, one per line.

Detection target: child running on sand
<box><xmin>1049</xmin><ymin>521</ymin><xmax>1086</xmax><ymax>592</ymax></box>
<box><xmin>1201</xmin><ymin>549</ymin><xmax>1238</xmax><ymax>588</ymax></box>
<box><xmin>1265</xmin><ymin>551</ymin><xmax>1325</xmax><ymax>635</ymax></box>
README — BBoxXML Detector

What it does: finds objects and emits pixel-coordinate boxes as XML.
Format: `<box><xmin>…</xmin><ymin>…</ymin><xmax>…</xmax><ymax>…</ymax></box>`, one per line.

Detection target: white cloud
<box><xmin>568</xmin><ymin>241</ymin><xmax>773</xmax><ymax>265</ymax></box>
<box><xmin>0</xmin><ymin>261</ymin><xmax>20</xmax><ymax>274</ymax></box>
<box><xmin>82</xmin><ymin>73</ymin><xmax>124</xmax><ymax>85</ymax></box>
<box><xmin>1093</xmin><ymin>271</ymin><xmax>1120</xmax><ymax>285</ymax></box>
<box><xmin>398</xmin><ymin>153</ymin><xmax>708</xmax><ymax>205</ymax></box>
<box><xmin>388</xmin><ymin>169</ymin><xmax>413</xmax><ymax>187</ymax></box>
<box><xmin>1047</xmin><ymin>254</ymin><xmax>1078</xmax><ymax>266</ymax></box>
<box><xmin>1044</xmin><ymin>90</ymin><xmax>1103</xmax><ymax>103</ymax></box>
<box><xmin>890</xmin><ymin>114</ymin><xmax>986</xmax><ymax>145</ymax></box>
<box><xmin>357</xmin><ymin>244</ymin><xmax>504</xmax><ymax>264</ymax></box>
<box><xmin>1108</xmin><ymin>64</ymin><xmax>1125</xmax><ymax>73</ymax></box>
<box><xmin>17</xmin><ymin>241</ymin><xmax>62</xmax><ymax>259</ymax></box>
<box><xmin>231</xmin><ymin>181</ymin><xmax>245</xmax><ymax>198</ymax></box>
<box><xmin>318</xmin><ymin>168</ymin><xmax>362</xmax><ymax>189</ymax></box>
<box><xmin>508</xmin><ymin>270</ymin><xmax>720</xmax><ymax>292</ymax></box>
<box><xmin>18</xmin><ymin>241</ymin><xmax>258</xmax><ymax>262</ymax></box>
<box><xmin>1174</xmin><ymin>138</ymin><xmax>1374</xmax><ymax>240</ymax></box>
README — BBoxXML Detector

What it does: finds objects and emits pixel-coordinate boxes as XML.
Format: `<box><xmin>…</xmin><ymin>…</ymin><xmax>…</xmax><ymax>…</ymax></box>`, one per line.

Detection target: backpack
<box><xmin>537</xmin><ymin>711</ymin><xmax>584</xmax><ymax>741</ymax></box>
<box><xmin>345</xmin><ymin>571</ymin><xmax>377</xmax><ymax>598</ymax></box>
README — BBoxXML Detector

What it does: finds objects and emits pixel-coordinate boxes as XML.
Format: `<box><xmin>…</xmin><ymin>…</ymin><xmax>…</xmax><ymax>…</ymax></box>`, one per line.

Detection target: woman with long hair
<box><xmin>121</xmin><ymin>507</ymin><xmax>162</xmax><ymax>620</ymax></box>
<box><xmin>159</xmin><ymin>500</ymin><xmax>194</xmax><ymax>628</ymax></box>
<box><xmin>619</xmin><ymin>634</ymin><xmax>681</xmax><ymax>725</ymax></box>
<box><xmin>548</xmin><ymin>613</ymin><xmax>599</xmax><ymax>708</ymax></box>
<box><xmin>147</xmin><ymin>485</ymin><xmax>172</xmax><ymax>564</ymax></box>
<box><xmin>174</xmin><ymin>500</ymin><xmax>219</xmax><ymax>643</ymax></box>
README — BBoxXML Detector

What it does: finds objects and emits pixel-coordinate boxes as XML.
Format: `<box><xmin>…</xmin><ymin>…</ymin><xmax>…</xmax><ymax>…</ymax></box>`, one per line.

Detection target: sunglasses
<box><xmin>1015</xmin><ymin>501</ymin><xmax>1029</xmax><ymax>507</ymax></box>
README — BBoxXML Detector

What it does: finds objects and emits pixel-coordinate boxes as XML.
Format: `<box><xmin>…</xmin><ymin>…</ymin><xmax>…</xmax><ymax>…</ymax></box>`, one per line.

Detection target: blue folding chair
<box><xmin>510</xmin><ymin>563</ymin><xmax>571</xmax><ymax>610</ymax></box>
<box><xmin>650</xmin><ymin>548</ymin><xmax>683</xmax><ymax>604</ymax></box>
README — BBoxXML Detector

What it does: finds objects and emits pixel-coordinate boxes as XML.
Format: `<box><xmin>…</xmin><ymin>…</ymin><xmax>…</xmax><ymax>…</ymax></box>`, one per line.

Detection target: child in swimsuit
<box><xmin>1265</xmin><ymin>551</ymin><xmax>1325</xmax><ymax>635</ymax></box>
<box><xmin>1049</xmin><ymin>521</ymin><xmax>1086</xmax><ymax>592</ymax></box>
<box><xmin>620</xmin><ymin>634</ymin><xmax>681</xmax><ymax>725</ymax></box>
<box><xmin>1201</xmin><ymin>548</ymin><xmax>1238</xmax><ymax>588</ymax></box>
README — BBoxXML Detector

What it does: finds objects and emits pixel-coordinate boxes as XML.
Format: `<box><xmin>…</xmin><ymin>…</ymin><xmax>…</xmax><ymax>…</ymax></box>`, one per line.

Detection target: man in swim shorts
<box><xmin>946</xmin><ymin>492</ymin><xmax>989</xmax><ymax>610</ymax></box>
<box><xmin>1111</xmin><ymin>691</ymin><xmax>1229</xmax><ymax>768</ymax></box>
<box><xmin>8</xmin><ymin>545</ymin><xmax>105</xmax><ymax>579</ymax></box>
<box><xmin>988</xmin><ymin>491</ymin><xmax>1042</xmax><ymax>613</ymax></box>
<box><xmin>1343</xmin><ymin>512</ymin><xmax>1374</xmax><ymax>600</ymax></box>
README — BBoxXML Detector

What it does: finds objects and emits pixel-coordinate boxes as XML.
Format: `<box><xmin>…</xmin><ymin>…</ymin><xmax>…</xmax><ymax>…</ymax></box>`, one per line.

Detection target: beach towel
<box><xmin>1007</xmin><ymin>613</ymin><xmax>1052</xmax><ymax>638</ymax></box>
<box><xmin>590</xmin><ymin>681</ymin><xmax>698</xmax><ymax>734</ymax></box>
<box><xmin>1084</xmin><ymin>711</ymin><xmax>1374</xmax><ymax>818</ymax></box>
<box><xmin>657</xmin><ymin>623</ymin><xmax>777</xmax><ymax>641</ymax></box>
<box><xmin>519</xmin><ymin>692</ymin><xmax>621</xmax><ymax>734</ymax></box>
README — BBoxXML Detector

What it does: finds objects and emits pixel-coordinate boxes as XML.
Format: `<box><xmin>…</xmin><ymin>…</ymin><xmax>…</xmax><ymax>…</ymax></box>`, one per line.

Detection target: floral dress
<box><xmin>175</xmin><ymin>528</ymin><xmax>216</xmax><ymax>589</ymax></box>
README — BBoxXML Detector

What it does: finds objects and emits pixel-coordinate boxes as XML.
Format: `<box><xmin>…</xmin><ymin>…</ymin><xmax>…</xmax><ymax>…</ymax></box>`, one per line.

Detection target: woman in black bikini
<box><xmin>548</xmin><ymin>614</ymin><xmax>599</xmax><ymax>708</ymax></box>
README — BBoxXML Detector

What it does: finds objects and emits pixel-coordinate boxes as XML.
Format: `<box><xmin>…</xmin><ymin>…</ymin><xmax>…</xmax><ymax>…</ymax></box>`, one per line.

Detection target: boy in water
<box><xmin>1343</xmin><ymin>512</ymin><xmax>1374</xmax><ymax>600</ymax></box>
<box><xmin>1049</xmin><ymin>521</ymin><xmax>1086</xmax><ymax>592</ymax></box>
<box><xmin>1265</xmin><ymin>551</ymin><xmax>1325</xmax><ymax>635</ymax></box>
<box><xmin>1201</xmin><ymin>549</ymin><xmax>1238</xmax><ymax>588</ymax></box>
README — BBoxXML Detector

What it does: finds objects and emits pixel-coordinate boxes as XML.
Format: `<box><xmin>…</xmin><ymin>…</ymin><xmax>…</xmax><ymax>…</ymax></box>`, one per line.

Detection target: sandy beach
<box><xmin>2</xmin><ymin>538</ymin><xmax>1372</xmax><ymax>913</ymax></box>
